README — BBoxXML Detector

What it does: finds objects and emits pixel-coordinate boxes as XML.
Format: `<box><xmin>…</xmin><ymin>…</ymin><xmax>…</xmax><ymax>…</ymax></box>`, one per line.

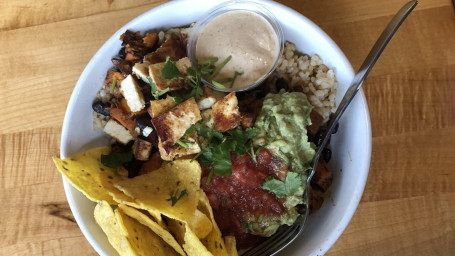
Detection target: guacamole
<box><xmin>254</xmin><ymin>90</ymin><xmax>315</xmax><ymax>174</ymax></box>
<box><xmin>252</xmin><ymin>90</ymin><xmax>316</xmax><ymax>231</ymax></box>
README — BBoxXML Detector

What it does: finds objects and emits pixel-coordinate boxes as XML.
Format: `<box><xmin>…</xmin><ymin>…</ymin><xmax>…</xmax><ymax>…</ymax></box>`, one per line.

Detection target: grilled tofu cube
<box><xmin>147</xmin><ymin>95</ymin><xmax>177</xmax><ymax>118</ymax></box>
<box><xmin>152</xmin><ymin>97</ymin><xmax>201</xmax><ymax>154</ymax></box>
<box><xmin>175</xmin><ymin>57</ymin><xmax>191</xmax><ymax>75</ymax></box>
<box><xmin>132</xmin><ymin>62</ymin><xmax>150</xmax><ymax>84</ymax></box>
<box><xmin>103</xmin><ymin>119</ymin><xmax>134</xmax><ymax>145</ymax></box>
<box><xmin>212</xmin><ymin>92</ymin><xmax>241</xmax><ymax>132</ymax></box>
<box><xmin>117</xmin><ymin>98</ymin><xmax>147</xmax><ymax>117</ymax></box>
<box><xmin>158</xmin><ymin>137</ymin><xmax>201</xmax><ymax>161</ymax></box>
<box><xmin>120</xmin><ymin>74</ymin><xmax>145</xmax><ymax>113</ymax></box>
<box><xmin>148</xmin><ymin>62</ymin><xmax>186</xmax><ymax>91</ymax></box>
<box><xmin>133</xmin><ymin>138</ymin><xmax>152</xmax><ymax>161</ymax></box>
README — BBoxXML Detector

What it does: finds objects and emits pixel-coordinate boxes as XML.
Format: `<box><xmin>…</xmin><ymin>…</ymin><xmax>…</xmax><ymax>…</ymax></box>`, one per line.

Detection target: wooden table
<box><xmin>1</xmin><ymin>0</ymin><xmax>453</xmax><ymax>255</ymax></box>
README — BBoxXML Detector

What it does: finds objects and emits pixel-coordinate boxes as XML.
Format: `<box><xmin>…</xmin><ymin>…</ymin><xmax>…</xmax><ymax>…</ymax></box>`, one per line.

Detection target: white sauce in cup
<box><xmin>195</xmin><ymin>10</ymin><xmax>280</xmax><ymax>89</ymax></box>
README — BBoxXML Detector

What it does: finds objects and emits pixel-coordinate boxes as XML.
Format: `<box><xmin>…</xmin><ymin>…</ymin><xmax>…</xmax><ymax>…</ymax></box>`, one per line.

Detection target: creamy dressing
<box><xmin>195</xmin><ymin>11</ymin><xmax>280</xmax><ymax>89</ymax></box>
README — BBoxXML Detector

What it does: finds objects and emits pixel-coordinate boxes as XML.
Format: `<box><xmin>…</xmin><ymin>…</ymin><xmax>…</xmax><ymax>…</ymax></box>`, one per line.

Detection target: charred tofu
<box><xmin>212</xmin><ymin>92</ymin><xmax>241</xmax><ymax>132</ymax></box>
<box><xmin>133</xmin><ymin>138</ymin><xmax>152</xmax><ymax>161</ymax></box>
<box><xmin>152</xmin><ymin>97</ymin><xmax>201</xmax><ymax>154</ymax></box>
<box><xmin>147</xmin><ymin>95</ymin><xmax>177</xmax><ymax>118</ymax></box>
<box><xmin>103</xmin><ymin>119</ymin><xmax>134</xmax><ymax>145</ymax></box>
<box><xmin>148</xmin><ymin>62</ymin><xmax>186</xmax><ymax>91</ymax></box>
<box><xmin>175</xmin><ymin>57</ymin><xmax>191</xmax><ymax>75</ymax></box>
<box><xmin>119</xmin><ymin>75</ymin><xmax>145</xmax><ymax>113</ymax></box>
<box><xmin>158</xmin><ymin>137</ymin><xmax>201</xmax><ymax>161</ymax></box>
<box><xmin>132</xmin><ymin>62</ymin><xmax>150</xmax><ymax>84</ymax></box>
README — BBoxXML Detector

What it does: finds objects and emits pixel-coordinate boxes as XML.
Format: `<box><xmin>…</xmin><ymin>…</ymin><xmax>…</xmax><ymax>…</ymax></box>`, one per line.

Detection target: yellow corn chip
<box><xmin>109</xmin><ymin>190</ymin><xmax>165</xmax><ymax>227</ymax></box>
<box><xmin>94</xmin><ymin>201</ymin><xmax>136</xmax><ymax>255</ymax></box>
<box><xmin>118</xmin><ymin>204</ymin><xmax>186</xmax><ymax>256</ymax></box>
<box><xmin>53</xmin><ymin>147</ymin><xmax>123</xmax><ymax>204</ymax></box>
<box><xmin>114</xmin><ymin>159</ymin><xmax>201</xmax><ymax>223</ymax></box>
<box><xmin>224</xmin><ymin>236</ymin><xmax>238</xmax><ymax>256</ymax></box>
<box><xmin>166</xmin><ymin>218</ymin><xmax>186</xmax><ymax>245</ymax></box>
<box><xmin>115</xmin><ymin>206</ymin><xmax>179</xmax><ymax>256</ymax></box>
<box><xmin>188</xmin><ymin>209</ymin><xmax>213</xmax><ymax>239</ymax></box>
<box><xmin>198</xmin><ymin>191</ymin><xmax>229</xmax><ymax>256</ymax></box>
<box><xmin>182</xmin><ymin>222</ymin><xmax>213</xmax><ymax>256</ymax></box>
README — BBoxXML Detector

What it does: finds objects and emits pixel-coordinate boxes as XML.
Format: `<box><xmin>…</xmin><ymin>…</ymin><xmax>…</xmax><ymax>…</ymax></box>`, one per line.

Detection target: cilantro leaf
<box><xmin>147</xmin><ymin>76</ymin><xmax>169</xmax><ymax>100</ymax></box>
<box><xmin>262</xmin><ymin>172</ymin><xmax>302</xmax><ymax>198</ymax></box>
<box><xmin>176</xmin><ymin>139</ymin><xmax>189</xmax><ymax>149</ymax></box>
<box><xmin>210</xmin><ymin>55</ymin><xmax>232</xmax><ymax>79</ymax></box>
<box><xmin>169</xmin><ymin>189</ymin><xmax>187</xmax><ymax>206</ymax></box>
<box><xmin>194</xmin><ymin>126</ymin><xmax>258</xmax><ymax>177</ymax></box>
<box><xmin>162</xmin><ymin>56</ymin><xmax>183</xmax><ymax>79</ymax></box>
<box><xmin>109</xmin><ymin>77</ymin><xmax>117</xmax><ymax>94</ymax></box>
<box><xmin>100</xmin><ymin>150</ymin><xmax>133</xmax><ymax>168</ymax></box>
<box><xmin>211</xmin><ymin>80</ymin><xmax>226</xmax><ymax>89</ymax></box>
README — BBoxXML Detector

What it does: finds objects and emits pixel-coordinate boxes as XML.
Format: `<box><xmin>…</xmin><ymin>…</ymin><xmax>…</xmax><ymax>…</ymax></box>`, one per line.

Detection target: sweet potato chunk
<box><xmin>311</xmin><ymin>160</ymin><xmax>333</xmax><ymax>192</ymax></box>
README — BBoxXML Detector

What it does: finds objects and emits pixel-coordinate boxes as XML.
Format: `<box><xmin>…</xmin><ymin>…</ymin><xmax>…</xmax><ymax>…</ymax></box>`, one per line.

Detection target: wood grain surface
<box><xmin>1</xmin><ymin>0</ymin><xmax>454</xmax><ymax>255</ymax></box>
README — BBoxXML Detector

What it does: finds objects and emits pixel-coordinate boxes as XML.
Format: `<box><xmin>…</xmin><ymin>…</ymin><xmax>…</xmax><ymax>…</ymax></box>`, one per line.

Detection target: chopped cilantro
<box><xmin>258</xmin><ymin>214</ymin><xmax>264</xmax><ymax>222</ymax></box>
<box><xmin>176</xmin><ymin>139</ymin><xmax>189</xmax><ymax>149</ymax></box>
<box><xmin>205</xmin><ymin>169</ymin><xmax>214</xmax><ymax>185</ymax></box>
<box><xmin>211</xmin><ymin>80</ymin><xmax>226</xmax><ymax>89</ymax></box>
<box><xmin>147</xmin><ymin>76</ymin><xmax>169</xmax><ymax>100</ymax></box>
<box><xmin>262</xmin><ymin>172</ymin><xmax>302</xmax><ymax>198</ymax></box>
<box><xmin>230</xmin><ymin>71</ymin><xmax>244</xmax><ymax>88</ymax></box>
<box><xmin>100</xmin><ymin>150</ymin><xmax>132</xmax><ymax>168</ymax></box>
<box><xmin>162</xmin><ymin>56</ymin><xmax>183</xmax><ymax>79</ymax></box>
<box><xmin>173</xmin><ymin>67</ymin><xmax>204</xmax><ymax>103</ymax></box>
<box><xmin>192</xmin><ymin>126</ymin><xmax>258</xmax><ymax>177</ymax></box>
<box><xmin>109</xmin><ymin>77</ymin><xmax>117</xmax><ymax>94</ymax></box>
<box><xmin>210</xmin><ymin>55</ymin><xmax>232</xmax><ymax>79</ymax></box>
<box><xmin>247</xmin><ymin>144</ymin><xmax>263</xmax><ymax>164</ymax></box>
<box><xmin>169</xmin><ymin>189</ymin><xmax>187</xmax><ymax>206</ymax></box>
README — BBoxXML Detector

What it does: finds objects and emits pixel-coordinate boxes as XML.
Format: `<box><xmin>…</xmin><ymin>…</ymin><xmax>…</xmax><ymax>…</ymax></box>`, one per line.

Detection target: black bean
<box><xmin>307</xmin><ymin>133</ymin><xmax>315</xmax><ymax>143</ymax></box>
<box><xmin>322</xmin><ymin>148</ymin><xmax>332</xmax><ymax>162</ymax></box>
<box><xmin>136</xmin><ymin>116</ymin><xmax>153</xmax><ymax>131</ymax></box>
<box><xmin>275</xmin><ymin>78</ymin><xmax>288</xmax><ymax>91</ymax></box>
<box><xmin>92</xmin><ymin>101</ymin><xmax>110</xmax><ymax>116</ymax></box>
<box><xmin>296</xmin><ymin>204</ymin><xmax>307</xmax><ymax>215</ymax></box>
<box><xmin>123</xmin><ymin>159</ymin><xmax>144</xmax><ymax>178</ymax></box>
<box><xmin>118</xmin><ymin>47</ymin><xmax>126</xmax><ymax>59</ymax></box>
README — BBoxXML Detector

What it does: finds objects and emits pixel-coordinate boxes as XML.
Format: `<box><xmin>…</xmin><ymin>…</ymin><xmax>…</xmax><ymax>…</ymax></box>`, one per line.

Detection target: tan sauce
<box><xmin>195</xmin><ymin>11</ymin><xmax>280</xmax><ymax>89</ymax></box>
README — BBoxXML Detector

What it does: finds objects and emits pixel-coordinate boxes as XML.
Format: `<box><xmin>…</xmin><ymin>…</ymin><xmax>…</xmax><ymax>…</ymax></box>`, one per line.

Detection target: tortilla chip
<box><xmin>198</xmin><ymin>191</ymin><xmax>229</xmax><ymax>256</ymax></box>
<box><xmin>94</xmin><ymin>201</ymin><xmax>136</xmax><ymax>255</ymax></box>
<box><xmin>116</xmin><ymin>206</ymin><xmax>179</xmax><ymax>256</ymax></box>
<box><xmin>114</xmin><ymin>159</ymin><xmax>201</xmax><ymax>222</ymax></box>
<box><xmin>188</xmin><ymin>209</ymin><xmax>213</xmax><ymax>239</ymax></box>
<box><xmin>182</xmin><ymin>222</ymin><xmax>213</xmax><ymax>256</ymax></box>
<box><xmin>166</xmin><ymin>191</ymin><xmax>232</xmax><ymax>256</ymax></box>
<box><xmin>53</xmin><ymin>147</ymin><xmax>123</xmax><ymax>204</ymax></box>
<box><xmin>118</xmin><ymin>204</ymin><xmax>186</xmax><ymax>256</ymax></box>
<box><xmin>224</xmin><ymin>236</ymin><xmax>238</xmax><ymax>256</ymax></box>
<box><xmin>166</xmin><ymin>218</ymin><xmax>186</xmax><ymax>245</ymax></box>
<box><xmin>109</xmin><ymin>190</ymin><xmax>165</xmax><ymax>227</ymax></box>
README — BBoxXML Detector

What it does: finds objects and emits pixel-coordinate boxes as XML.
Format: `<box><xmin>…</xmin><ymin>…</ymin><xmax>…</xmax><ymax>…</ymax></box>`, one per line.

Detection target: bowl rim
<box><xmin>60</xmin><ymin>0</ymin><xmax>372</xmax><ymax>255</ymax></box>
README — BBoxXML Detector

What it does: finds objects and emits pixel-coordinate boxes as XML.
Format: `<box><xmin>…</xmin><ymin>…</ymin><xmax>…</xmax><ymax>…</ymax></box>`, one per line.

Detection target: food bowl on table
<box><xmin>60</xmin><ymin>0</ymin><xmax>371</xmax><ymax>255</ymax></box>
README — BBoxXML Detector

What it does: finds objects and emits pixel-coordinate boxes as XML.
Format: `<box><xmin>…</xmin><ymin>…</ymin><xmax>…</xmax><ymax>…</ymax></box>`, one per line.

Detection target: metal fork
<box><xmin>242</xmin><ymin>1</ymin><xmax>418</xmax><ymax>255</ymax></box>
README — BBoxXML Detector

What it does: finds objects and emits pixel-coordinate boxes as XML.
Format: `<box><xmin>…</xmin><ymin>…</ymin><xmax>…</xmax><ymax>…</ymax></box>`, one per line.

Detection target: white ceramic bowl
<box><xmin>60</xmin><ymin>0</ymin><xmax>371</xmax><ymax>255</ymax></box>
